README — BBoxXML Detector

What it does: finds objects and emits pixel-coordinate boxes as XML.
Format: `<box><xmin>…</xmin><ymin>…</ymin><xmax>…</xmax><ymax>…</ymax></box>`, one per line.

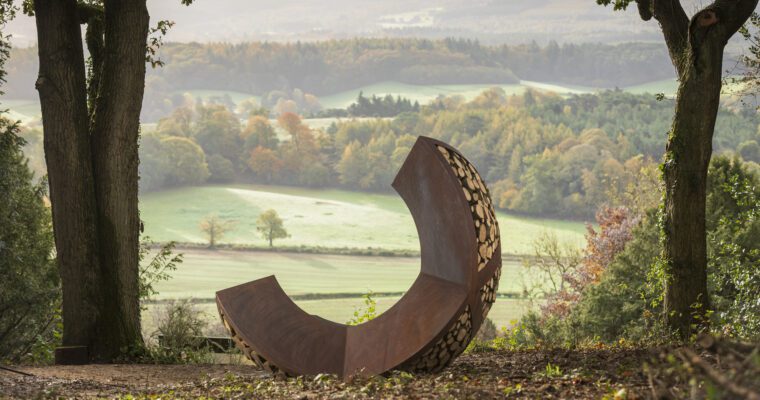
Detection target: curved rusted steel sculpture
<box><xmin>216</xmin><ymin>136</ymin><xmax>501</xmax><ymax>378</ymax></box>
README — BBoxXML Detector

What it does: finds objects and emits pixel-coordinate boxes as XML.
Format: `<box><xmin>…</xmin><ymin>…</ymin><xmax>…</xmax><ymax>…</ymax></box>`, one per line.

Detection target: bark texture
<box><xmin>634</xmin><ymin>0</ymin><xmax>757</xmax><ymax>338</ymax></box>
<box><xmin>34</xmin><ymin>0</ymin><xmax>150</xmax><ymax>361</ymax></box>
<box><xmin>89</xmin><ymin>0</ymin><xmax>149</xmax><ymax>362</ymax></box>
<box><xmin>34</xmin><ymin>0</ymin><xmax>102</xmax><ymax>353</ymax></box>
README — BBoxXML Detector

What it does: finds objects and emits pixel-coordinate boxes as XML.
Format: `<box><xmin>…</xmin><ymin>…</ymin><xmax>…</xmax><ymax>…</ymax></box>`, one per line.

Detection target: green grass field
<box><xmin>1</xmin><ymin>78</ymin><xmax>676</xmax><ymax>124</ymax></box>
<box><xmin>142</xmin><ymin>248</ymin><xmax>539</xmax><ymax>336</ymax></box>
<box><xmin>296</xmin><ymin>117</ymin><xmax>384</xmax><ymax>131</ymax></box>
<box><xmin>140</xmin><ymin>184</ymin><xmax>588</xmax><ymax>255</ymax></box>
<box><xmin>147</xmin><ymin>249</ymin><xmax>539</xmax><ymax>300</ymax></box>
<box><xmin>171</xmin><ymin>89</ymin><xmax>262</xmax><ymax>106</ymax></box>
<box><xmin>142</xmin><ymin>297</ymin><xmax>531</xmax><ymax>338</ymax></box>
<box><xmin>318</xmin><ymin>80</ymin><xmax>594</xmax><ymax>109</ymax></box>
<box><xmin>142</xmin><ymin>246</ymin><xmax>539</xmax><ymax>337</ymax></box>
<box><xmin>624</xmin><ymin>79</ymin><xmax>679</xmax><ymax>97</ymax></box>
<box><xmin>174</xmin><ymin>80</ymin><xmax>594</xmax><ymax>112</ymax></box>
<box><xmin>139</xmin><ymin>183</ymin><xmax>561</xmax><ymax>338</ymax></box>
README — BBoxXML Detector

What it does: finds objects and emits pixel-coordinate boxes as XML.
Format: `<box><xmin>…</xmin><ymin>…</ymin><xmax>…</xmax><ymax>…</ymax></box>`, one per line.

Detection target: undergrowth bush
<box><xmin>0</xmin><ymin>119</ymin><xmax>60</xmax><ymax>364</ymax></box>
<box><xmin>506</xmin><ymin>155</ymin><xmax>760</xmax><ymax>347</ymax></box>
<box><xmin>347</xmin><ymin>291</ymin><xmax>378</xmax><ymax>325</ymax></box>
<box><xmin>145</xmin><ymin>300</ymin><xmax>212</xmax><ymax>364</ymax></box>
<box><xmin>123</xmin><ymin>238</ymin><xmax>215</xmax><ymax>363</ymax></box>
<box><xmin>474</xmin><ymin>317</ymin><xmax>498</xmax><ymax>342</ymax></box>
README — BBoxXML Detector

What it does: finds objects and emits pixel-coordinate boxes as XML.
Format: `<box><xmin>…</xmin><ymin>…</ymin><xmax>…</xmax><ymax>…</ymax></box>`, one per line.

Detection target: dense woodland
<box><xmin>104</xmin><ymin>89</ymin><xmax>760</xmax><ymax>220</ymax></box>
<box><xmin>4</xmin><ymin>39</ymin><xmax>676</xmax><ymax>121</ymax></box>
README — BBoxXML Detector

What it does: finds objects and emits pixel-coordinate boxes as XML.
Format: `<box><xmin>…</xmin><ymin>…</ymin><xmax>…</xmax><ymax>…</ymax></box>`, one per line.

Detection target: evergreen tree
<box><xmin>0</xmin><ymin>119</ymin><xmax>58</xmax><ymax>362</ymax></box>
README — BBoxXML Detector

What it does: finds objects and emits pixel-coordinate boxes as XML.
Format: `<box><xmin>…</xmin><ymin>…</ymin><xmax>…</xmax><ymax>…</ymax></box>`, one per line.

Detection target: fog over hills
<box><xmin>4</xmin><ymin>0</ymin><xmax>725</xmax><ymax>46</ymax></box>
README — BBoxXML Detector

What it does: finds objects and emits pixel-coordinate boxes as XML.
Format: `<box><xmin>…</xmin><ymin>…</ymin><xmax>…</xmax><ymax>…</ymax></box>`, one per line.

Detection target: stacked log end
<box><xmin>479</xmin><ymin>264</ymin><xmax>502</xmax><ymax>319</ymax></box>
<box><xmin>402</xmin><ymin>306</ymin><xmax>473</xmax><ymax>374</ymax></box>
<box><xmin>436</xmin><ymin>145</ymin><xmax>500</xmax><ymax>271</ymax></box>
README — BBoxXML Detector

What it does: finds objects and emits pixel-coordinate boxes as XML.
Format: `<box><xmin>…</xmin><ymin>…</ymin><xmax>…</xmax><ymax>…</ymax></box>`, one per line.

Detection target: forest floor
<box><xmin>1</xmin><ymin>348</ymin><xmax>653</xmax><ymax>399</ymax></box>
<box><xmin>1</xmin><ymin>342</ymin><xmax>757</xmax><ymax>399</ymax></box>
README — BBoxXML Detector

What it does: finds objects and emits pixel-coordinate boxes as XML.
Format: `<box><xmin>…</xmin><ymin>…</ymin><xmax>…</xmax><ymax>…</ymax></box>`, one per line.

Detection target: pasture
<box><xmin>143</xmin><ymin>297</ymin><xmax>531</xmax><ymax>337</ymax></box>
<box><xmin>142</xmin><ymin>248</ymin><xmax>538</xmax><ymax>334</ymax></box>
<box><xmin>139</xmin><ymin>184</ymin><xmax>588</xmax><ymax>255</ymax></box>
<box><xmin>1</xmin><ymin>77</ymin><xmax>687</xmax><ymax>124</ymax></box>
<box><xmin>139</xmin><ymin>184</ymin><xmax>570</xmax><ymax>337</ymax></box>
<box><xmin>317</xmin><ymin>80</ymin><xmax>594</xmax><ymax>109</ymax></box>
<box><xmin>624</xmin><ymin>78</ymin><xmax>679</xmax><ymax>97</ymax></box>
<box><xmin>171</xmin><ymin>89</ymin><xmax>262</xmax><ymax>106</ymax></box>
<box><xmin>146</xmin><ymin>249</ymin><xmax>536</xmax><ymax>300</ymax></box>
<box><xmin>170</xmin><ymin>79</ymin><xmax>597</xmax><ymax>112</ymax></box>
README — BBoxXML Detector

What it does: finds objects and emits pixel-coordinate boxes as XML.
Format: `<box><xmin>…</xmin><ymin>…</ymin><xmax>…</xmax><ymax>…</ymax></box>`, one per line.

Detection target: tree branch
<box><xmin>651</xmin><ymin>0</ymin><xmax>690</xmax><ymax>71</ymax></box>
<box><xmin>599</xmin><ymin>0</ymin><xmax>689</xmax><ymax>71</ymax></box>
<box><xmin>684</xmin><ymin>0</ymin><xmax>758</xmax><ymax>74</ymax></box>
<box><xmin>76</xmin><ymin>2</ymin><xmax>102</xmax><ymax>24</ymax></box>
<box><xmin>710</xmin><ymin>0</ymin><xmax>759</xmax><ymax>41</ymax></box>
<box><xmin>84</xmin><ymin>14</ymin><xmax>104</xmax><ymax>121</ymax></box>
<box><xmin>636</xmin><ymin>0</ymin><xmax>653</xmax><ymax>21</ymax></box>
<box><xmin>677</xmin><ymin>348</ymin><xmax>760</xmax><ymax>400</ymax></box>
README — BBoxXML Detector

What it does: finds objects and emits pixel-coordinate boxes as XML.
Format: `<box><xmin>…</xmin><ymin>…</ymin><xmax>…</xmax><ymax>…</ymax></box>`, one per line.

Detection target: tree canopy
<box><xmin>134</xmin><ymin>89</ymin><xmax>759</xmax><ymax>220</ymax></box>
<box><xmin>256</xmin><ymin>209</ymin><xmax>288</xmax><ymax>248</ymax></box>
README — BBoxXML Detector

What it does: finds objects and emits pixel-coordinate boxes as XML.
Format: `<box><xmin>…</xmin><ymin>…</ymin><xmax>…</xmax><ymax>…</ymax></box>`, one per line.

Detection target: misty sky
<box><xmin>3</xmin><ymin>1</ymin><xmax>753</xmax><ymax>47</ymax></box>
<box><xmin>2</xmin><ymin>0</ymin><xmax>667</xmax><ymax>46</ymax></box>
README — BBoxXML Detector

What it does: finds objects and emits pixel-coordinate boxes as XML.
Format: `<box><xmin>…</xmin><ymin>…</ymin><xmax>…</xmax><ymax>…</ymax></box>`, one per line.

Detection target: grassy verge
<box><xmin>161</xmin><ymin>242</ymin><xmax>421</xmax><ymax>257</ymax></box>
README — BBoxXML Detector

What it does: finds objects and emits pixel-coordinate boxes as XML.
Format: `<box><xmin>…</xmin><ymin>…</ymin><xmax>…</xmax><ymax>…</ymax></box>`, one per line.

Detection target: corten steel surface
<box><xmin>216</xmin><ymin>136</ymin><xmax>502</xmax><ymax>378</ymax></box>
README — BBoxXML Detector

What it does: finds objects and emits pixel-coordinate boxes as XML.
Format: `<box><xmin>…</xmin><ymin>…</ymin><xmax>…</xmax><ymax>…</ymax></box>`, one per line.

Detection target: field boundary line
<box><xmin>143</xmin><ymin>291</ymin><xmax>529</xmax><ymax>304</ymax></box>
<box><xmin>152</xmin><ymin>241</ymin><xmax>530</xmax><ymax>262</ymax></box>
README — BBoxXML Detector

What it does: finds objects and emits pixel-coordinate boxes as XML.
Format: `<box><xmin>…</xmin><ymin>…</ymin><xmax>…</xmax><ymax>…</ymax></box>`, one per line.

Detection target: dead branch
<box><xmin>678</xmin><ymin>348</ymin><xmax>760</xmax><ymax>400</ymax></box>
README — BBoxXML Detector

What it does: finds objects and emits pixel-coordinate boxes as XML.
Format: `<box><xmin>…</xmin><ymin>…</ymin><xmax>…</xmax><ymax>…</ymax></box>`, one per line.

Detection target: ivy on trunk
<box><xmin>33</xmin><ymin>0</ymin><xmax>149</xmax><ymax>361</ymax></box>
<box><xmin>597</xmin><ymin>0</ymin><xmax>758</xmax><ymax>338</ymax></box>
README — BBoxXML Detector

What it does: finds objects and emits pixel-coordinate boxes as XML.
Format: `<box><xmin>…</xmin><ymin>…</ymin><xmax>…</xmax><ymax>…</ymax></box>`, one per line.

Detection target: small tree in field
<box><xmin>256</xmin><ymin>209</ymin><xmax>288</xmax><ymax>248</ymax></box>
<box><xmin>199</xmin><ymin>214</ymin><xmax>234</xmax><ymax>248</ymax></box>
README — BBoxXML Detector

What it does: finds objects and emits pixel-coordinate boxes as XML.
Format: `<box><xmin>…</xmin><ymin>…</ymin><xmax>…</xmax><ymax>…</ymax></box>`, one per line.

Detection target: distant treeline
<box><xmin>5</xmin><ymin>38</ymin><xmax>675</xmax><ymax>121</ymax></box>
<box><xmin>319</xmin><ymin>92</ymin><xmax>421</xmax><ymax>118</ymax></box>
<box><xmin>121</xmin><ymin>89</ymin><xmax>759</xmax><ymax>220</ymax></box>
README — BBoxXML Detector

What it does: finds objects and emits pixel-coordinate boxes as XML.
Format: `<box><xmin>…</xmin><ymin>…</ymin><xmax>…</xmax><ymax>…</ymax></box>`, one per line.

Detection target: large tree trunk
<box><xmin>659</xmin><ymin>3</ymin><xmax>756</xmax><ymax>338</ymax></box>
<box><xmin>34</xmin><ymin>0</ymin><xmax>103</xmax><ymax>353</ymax></box>
<box><xmin>616</xmin><ymin>0</ymin><xmax>757</xmax><ymax>339</ymax></box>
<box><xmin>34</xmin><ymin>0</ymin><xmax>150</xmax><ymax>361</ymax></box>
<box><xmin>88</xmin><ymin>0</ymin><xmax>150</xmax><ymax>360</ymax></box>
<box><xmin>663</xmin><ymin>46</ymin><xmax>722</xmax><ymax>339</ymax></box>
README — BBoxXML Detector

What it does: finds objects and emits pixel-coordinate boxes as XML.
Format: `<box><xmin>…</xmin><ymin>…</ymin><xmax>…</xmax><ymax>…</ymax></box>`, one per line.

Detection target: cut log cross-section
<box><xmin>216</xmin><ymin>136</ymin><xmax>502</xmax><ymax>378</ymax></box>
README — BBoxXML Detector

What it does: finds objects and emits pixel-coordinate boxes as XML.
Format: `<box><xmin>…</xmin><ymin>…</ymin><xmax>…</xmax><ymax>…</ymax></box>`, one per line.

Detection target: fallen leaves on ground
<box><xmin>1</xmin><ymin>340</ymin><xmax>757</xmax><ymax>399</ymax></box>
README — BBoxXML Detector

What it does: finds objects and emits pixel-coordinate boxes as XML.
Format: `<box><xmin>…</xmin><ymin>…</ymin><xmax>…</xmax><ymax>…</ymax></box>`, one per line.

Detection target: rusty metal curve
<box><xmin>216</xmin><ymin>136</ymin><xmax>501</xmax><ymax>378</ymax></box>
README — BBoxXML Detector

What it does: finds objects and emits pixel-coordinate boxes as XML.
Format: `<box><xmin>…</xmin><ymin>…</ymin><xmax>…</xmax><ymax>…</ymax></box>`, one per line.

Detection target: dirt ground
<box><xmin>0</xmin><ymin>348</ymin><xmax>655</xmax><ymax>399</ymax></box>
<box><xmin>0</xmin><ymin>364</ymin><xmax>267</xmax><ymax>399</ymax></box>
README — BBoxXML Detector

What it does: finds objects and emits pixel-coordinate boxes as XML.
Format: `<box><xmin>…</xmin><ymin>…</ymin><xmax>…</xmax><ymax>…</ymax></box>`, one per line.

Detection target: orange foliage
<box><xmin>248</xmin><ymin>146</ymin><xmax>282</xmax><ymax>182</ymax></box>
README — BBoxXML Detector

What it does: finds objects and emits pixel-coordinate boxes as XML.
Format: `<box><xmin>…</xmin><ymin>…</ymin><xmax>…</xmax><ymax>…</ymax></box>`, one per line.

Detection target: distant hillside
<box><xmin>3</xmin><ymin>38</ymin><xmax>677</xmax><ymax>121</ymax></box>
<box><xmin>2</xmin><ymin>0</ymin><xmax>721</xmax><ymax>46</ymax></box>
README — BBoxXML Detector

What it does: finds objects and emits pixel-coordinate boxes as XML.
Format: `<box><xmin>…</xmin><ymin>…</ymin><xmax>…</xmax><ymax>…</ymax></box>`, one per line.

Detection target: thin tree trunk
<box><xmin>88</xmin><ymin>0</ymin><xmax>150</xmax><ymax>359</ymax></box>
<box><xmin>33</xmin><ymin>0</ymin><xmax>102</xmax><ymax>351</ymax></box>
